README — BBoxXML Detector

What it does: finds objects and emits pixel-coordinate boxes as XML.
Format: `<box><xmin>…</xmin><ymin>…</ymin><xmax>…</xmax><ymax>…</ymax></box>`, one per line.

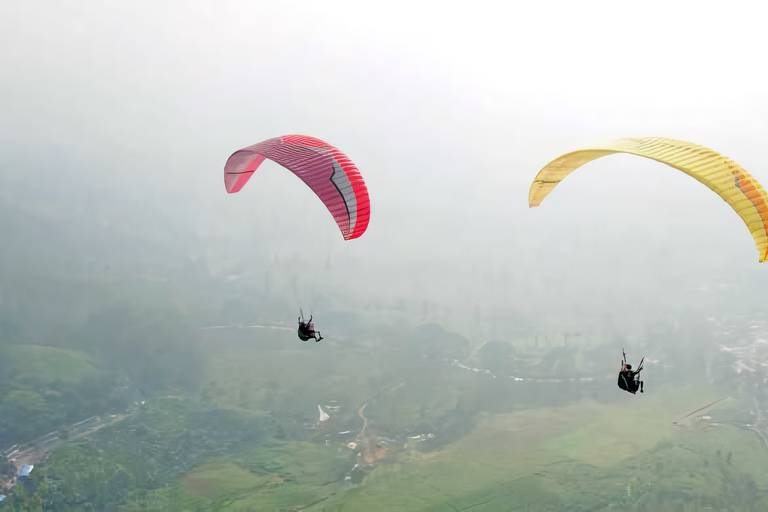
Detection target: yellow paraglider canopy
<box><xmin>529</xmin><ymin>137</ymin><xmax>768</xmax><ymax>262</ymax></box>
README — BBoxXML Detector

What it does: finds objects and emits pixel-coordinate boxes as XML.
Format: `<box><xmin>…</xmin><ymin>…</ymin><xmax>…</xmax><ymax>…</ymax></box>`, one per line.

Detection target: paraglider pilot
<box><xmin>298</xmin><ymin>313</ymin><xmax>323</xmax><ymax>342</ymax></box>
<box><xmin>618</xmin><ymin>350</ymin><xmax>643</xmax><ymax>394</ymax></box>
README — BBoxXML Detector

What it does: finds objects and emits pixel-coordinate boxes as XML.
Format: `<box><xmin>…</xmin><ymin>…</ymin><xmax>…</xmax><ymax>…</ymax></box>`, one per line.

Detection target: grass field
<box><xmin>1</xmin><ymin>344</ymin><xmax>98</xmax><ymax>384</ymax></box>
<box><xmin>133</xmin><ymin>381</ymin><xmax>768</xmax><ymax>511</ymax></box>
<box><xmin>9</xmin><ymin>327</ymin><xmax>768</xmax><ymax>511</ymax></box>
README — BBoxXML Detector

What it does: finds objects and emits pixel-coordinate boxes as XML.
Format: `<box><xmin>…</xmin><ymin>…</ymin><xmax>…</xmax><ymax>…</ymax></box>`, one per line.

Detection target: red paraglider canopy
<box><xmin>224</xmin><ymin>135</ymin><xmax>370</xmax><ymax>240</ymax></box>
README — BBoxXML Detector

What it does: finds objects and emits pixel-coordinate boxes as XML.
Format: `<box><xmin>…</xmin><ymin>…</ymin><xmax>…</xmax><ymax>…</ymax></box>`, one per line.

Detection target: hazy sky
<box><xmin>2</xmin><ymin>0</ymin><xmax>768</xmax><ymax>341</ymax></box>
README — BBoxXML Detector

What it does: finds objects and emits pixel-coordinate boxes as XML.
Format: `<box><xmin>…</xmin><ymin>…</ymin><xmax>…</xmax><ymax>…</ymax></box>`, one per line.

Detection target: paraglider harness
<box><xmin>618</xmin><ymin>349</ymin><xmax>643</xmax><ymax>394</ymax></box>
<box><xmin>298</xmin><ymin>309</ymin><xmax>323</xmax><ymax>342</ymax></box>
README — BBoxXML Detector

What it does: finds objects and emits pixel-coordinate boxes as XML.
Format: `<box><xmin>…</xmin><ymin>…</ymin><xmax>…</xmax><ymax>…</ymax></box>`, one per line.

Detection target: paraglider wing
<box><xmin>18</xmin><ymin>464</ymin><xmax>33</xmax><ymax>477</ymax></box>
<box><xmin>224</xmin><ymin>135</ymin><xmax>370</xmax><ymax>240</ymax></box>
<box><xmin>529</xmin><ymin>137</ymin><xmax>768</xmax><ymax>262</ymax></box>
